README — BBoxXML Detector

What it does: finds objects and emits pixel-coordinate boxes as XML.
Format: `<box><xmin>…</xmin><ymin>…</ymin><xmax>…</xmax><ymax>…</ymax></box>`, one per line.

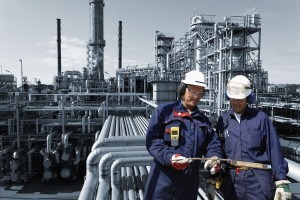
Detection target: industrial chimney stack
<box><xmin>57</xmin><ymin>18</ymin><xmax>61</xmax><ymax>76</ymax></box>
<box><xmin>87</xmin><ymin>0</ymin><xmax>106</xmax><ymax>81</ymax></box>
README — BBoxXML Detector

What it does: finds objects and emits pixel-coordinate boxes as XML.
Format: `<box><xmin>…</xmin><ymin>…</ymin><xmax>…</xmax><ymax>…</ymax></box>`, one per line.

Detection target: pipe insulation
<box><xmin>92</xmin><ymin>135</ymin><xmax>146</xmax><ymax>151</ymax></box>
<box><xmin>96</xmin><ymin>151</ymin><xmax>150</xmax><ymax>200</ymax></box>
<box><xmin>78</xmin><ymin>146</ymin><xmax>146</xmax><ymax>200</ymax></box>
<box><xmin>110</xmin><ymin>157</ymin><xmax>153</xmax><ymax>200</ymax></box>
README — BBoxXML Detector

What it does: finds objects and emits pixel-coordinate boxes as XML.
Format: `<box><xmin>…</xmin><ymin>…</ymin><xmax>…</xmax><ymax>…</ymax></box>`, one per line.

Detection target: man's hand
<box><xmin>171</xmin><ymin>154</ymin><xmax>191</xmax><ymax>170</ymax></box>
<box><xmin>204</xmin><ymin>156</ymin><xmax>221</xmax><ymax>175</ymax></box>
<box><xmin>274</xmin><ymin>180</ymin><xmax>292</xmax><ymax>200</ymax></box>
<box><xmin>206</xmin><ymin>178</ymin><xmax>216</xmax><ymax>200</ymax></box>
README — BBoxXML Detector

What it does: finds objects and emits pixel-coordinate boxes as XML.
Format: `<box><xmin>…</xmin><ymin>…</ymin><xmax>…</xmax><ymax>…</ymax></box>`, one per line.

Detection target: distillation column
<box><xmin>87</xmin><ymin>0</ymin><xmax>106</xmax><ymax>82</ymax></box>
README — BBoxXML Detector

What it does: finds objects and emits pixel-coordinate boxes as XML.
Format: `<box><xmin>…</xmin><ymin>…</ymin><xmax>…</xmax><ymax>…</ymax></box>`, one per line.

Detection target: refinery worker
<box><xmin>144</xmin><ymin>70</ymin><xmax>223</xmax><ymax>200</ymax></box>
<box><xmin>216</xmin><ymin>75</ymin><xmax>291</xmax><ymax>200</ymax></box>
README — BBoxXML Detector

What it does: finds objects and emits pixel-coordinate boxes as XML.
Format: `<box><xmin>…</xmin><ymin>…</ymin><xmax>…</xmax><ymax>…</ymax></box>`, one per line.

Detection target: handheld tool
<box><xmin>173</xmin><ymin>157</ymin><xmax>271</xmax><ymax>170</ymax></box>
<box><xmin>191</xmin><ymin>157</ymin><xmax>270</xmax><ymax>170</ymax></box>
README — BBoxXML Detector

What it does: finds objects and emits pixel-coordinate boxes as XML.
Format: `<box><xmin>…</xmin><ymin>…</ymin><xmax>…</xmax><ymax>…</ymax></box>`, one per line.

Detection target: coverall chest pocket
<box><xmin>244</xmin><ymin>127</ymin><xmax>264</xmax><ymax>150</ymax></box>
<box><xmin>163</xmin><ymin>119</ymin><xmax>185</xmax><ymax>147</ymax></box>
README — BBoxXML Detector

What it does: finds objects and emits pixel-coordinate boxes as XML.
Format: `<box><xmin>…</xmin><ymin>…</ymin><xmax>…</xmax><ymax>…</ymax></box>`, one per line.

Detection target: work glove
<box><xmin>204</xmin><ymin>156</ymin><xmax>221</xmax><ymax>175</ymax></box>
<box><xmin>274</xmin><ymin>180</ymin><xmax>292</xmax><ymax>200</ymax></box>
<box><xmin>171</xmin><ymin>154</ymin><xmax>191</xmax><ymax>170</ymax></box>
<box><xmin>206</xmin><ymin>178</ymin><xmax>216</xmax><ymax>200</ymax></box>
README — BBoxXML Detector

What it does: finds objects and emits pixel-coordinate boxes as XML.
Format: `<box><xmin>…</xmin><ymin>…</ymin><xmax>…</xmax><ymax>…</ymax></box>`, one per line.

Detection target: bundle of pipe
<box><xmin>79</xmin><ymin>115</ymin><xmax>150</xmax><ymax>200</ymax></box>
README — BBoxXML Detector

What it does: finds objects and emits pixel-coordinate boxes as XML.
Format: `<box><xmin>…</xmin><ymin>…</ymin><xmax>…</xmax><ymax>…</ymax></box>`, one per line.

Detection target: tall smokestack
<box><xmin>88</xmin><ymin>0</ymin><xmax>105</xmax><ymax>81</ymax></box>
<box><xmin>118</xmin><ymin>21</ymin><xmax>122</xmax><ymax>69</ymax></box>
<box><xmin>57</xmin><ymin>18</ymin><xmax>61</xmax><ymax>76</ymax></box>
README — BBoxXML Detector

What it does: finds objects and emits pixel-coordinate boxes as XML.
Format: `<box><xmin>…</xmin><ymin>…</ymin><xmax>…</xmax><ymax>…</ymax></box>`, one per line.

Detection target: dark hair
<box><xmin>177</xmin><ymin>83</ymin><xmax>187</xmax><ymax>96</ymax></box>
<box><xmin>177</xmin><ymin>83</ymin><xmax>206</xmax><ymax>98</ymax></box>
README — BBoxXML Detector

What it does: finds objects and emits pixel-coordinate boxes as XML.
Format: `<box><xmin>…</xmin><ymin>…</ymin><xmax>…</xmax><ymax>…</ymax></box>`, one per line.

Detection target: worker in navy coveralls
<box><xmin>215</xmin><ymin>75</ymin><xmax>291</xmax><ymax>200</ymax></box>
<box><xmin>144</xmin><ymin>70</ymin><xmax>223</xmax><ymax>200</ymax></box>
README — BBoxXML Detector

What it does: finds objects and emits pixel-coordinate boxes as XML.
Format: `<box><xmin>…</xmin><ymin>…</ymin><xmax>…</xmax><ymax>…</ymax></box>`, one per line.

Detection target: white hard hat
<box><xmin>227</xmin><ymin>75</ymin><xmax>252</xmax><ymax>99</ymax></box>
<box><xmin>181</xmin><ymin>70</ymin><xmax>207</xmax><ymax>88</ymax></box>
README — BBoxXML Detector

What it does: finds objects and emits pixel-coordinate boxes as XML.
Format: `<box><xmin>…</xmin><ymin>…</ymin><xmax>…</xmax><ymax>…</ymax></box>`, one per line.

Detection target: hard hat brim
<box><xmin>227</xmin><ymin>90</ymin><xmax>252</xmax><ymax>99</ymax></box>
<box><xmin>182</xmin><ymin>80</ymin><xmax>207</xmax><ymax>88</ymax></box>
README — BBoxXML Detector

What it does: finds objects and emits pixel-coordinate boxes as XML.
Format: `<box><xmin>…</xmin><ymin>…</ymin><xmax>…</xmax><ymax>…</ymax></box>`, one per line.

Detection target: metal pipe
<box><xmin>15</xmin><ymin>93</ymin><xmax>21</xmax><ymax>149</ymax></box>
<box><xmin>110</xmin><ymin>157</ymin><xmax>153</xmax><ymax>200</ymax></box>
<box><xmin>78</xmin><ymin>146</ymin><xmax>146</xmax><ymax>200</ymax></box>
<box><xmin>0</xmin><ymin>140</ymin><xmax>16</xmax><ymax>156</ymax></box>
<box><xmin>280</xmin><ymin>138</ymin><xmax>300</xmax><ymax>158</ymax></box>
<box><xmin>73</xmin><ymin>146</ymin><xmax>82</xmax><ymax>165</ymax></box>
<box><xmin>97</xmin><ymin>104</ymin><xmax>103</xmax><ymax>118</ymax></box>
<box><xmin>82</xmin><ymin>111</ymin><xmax>88</xmax><ymax>133</ymax></box>
<box><xmin>46</xmin><ymin>131</ymin><xmax>58</xmax><ymax>154</ymax></box>
<box><xmin>61</xmin><ymin>95</ymin><xmax>65</xmax><ymax>135</ymax></box>
<box><xmin>118</xmin><ymin>21</ymin><xmax>122</xmax><ymax>69</ymax></box>
<box><xmin>92</xmin><ymin>135</ymin><xmax>146</xmax><ymax>151</ymax></box>
<box><xmin>124</xmin><ymin>117</ymin><xmax>134</xmax><ymax>136</ymax></box>
<box><xmin>40</xmin><ymin>149</ymin><xmax>47</xmax><ymax>158</ymax></box>
<box><xmin>286</xmin><ymin>158</ymin><xmax>300</xmax><ymax>182</ymax></box>
<box><xmin>81</xmin><ymin>145</ymin><xmax>88</xmax><ymax>161</ymax></box>
<box><xmin>128</xmin><ymin>116</ymin><xmax>139</xmax><ymax>136</ymax></box>
<box><xmin>138</xmin><ymin>97</ymin><xmax>158</xmax><ymax>108</ymax></box>
<box><xmin>57</xmin><ymin>18</ymin><xmax>61</xmax><ymax>76</ymax></box>
<box><xmin>95</xmin><ymin>130</ymin><xmax>100</xmax><ymax>141</ymax></box>
<box><xmin>120</xmin><ymin>117</ymin><xmax>125</xmax><ymax>136</ymax></box>
<box><xmin>96</xmin><ymin>151</ymin><xmax>149</xmax><ymax>200</ymax></box>
<box><xmin>97</xmin><ymin>115</ymin><xmax>112</xmax><ymax>141</ymax></box>
<box><xmin>87</xmin><ymin>110</ymin><xmax>92</xmax><ymax>133</ymax></box>
<box><xmin>126</xmin><ymin>165</ymin><xmax>135</xmax><ymax>200</ymax></box>
<box><xmin>52</xmin><ymin>150</ymin><xmax>60</xmax><ymax>164</ymax></box>
<box><xmin>133</xmin><ymin>166</ymin><xmax>144</xmax><ymax>199</ymax></box>
<box><xmin>64</xmin><ymin>131</ymin><xmax>74</xmax><ymax>149</ymax></box>
<box><xmin>115</xmin><ymin>117</ymin><xmax>120</xmax><ymax>136</ymax></box>
<box><xmin>26</xmin><ymin>147</ymin><xmax>37</xmax><ymax>177</ymax></box>
<box><xmin>108</xmin><ymin>116</ymin><xmax>116</xmax><ymax>137</ymax></box>
<box><xmin>19</xmin><ymin>59</ymin><xmax>23</xmax><ymax>91</ymax></box>
<box><xmin>121</xmin><ymin>167</ymin><xmax>128</xmax><ymax>200</ymax></box>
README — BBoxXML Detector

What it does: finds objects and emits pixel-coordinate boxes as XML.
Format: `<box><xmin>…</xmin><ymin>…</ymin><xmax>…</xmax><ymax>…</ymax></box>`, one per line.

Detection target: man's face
<box><xmin>230</xmin><ymin>98</ymin><xmax>247</xmax><ymax>114</ymax></box>
<box><xmin>182</xmin><ymin>85</ymin><xmax>205</xmax><ymax>111</ymax></box>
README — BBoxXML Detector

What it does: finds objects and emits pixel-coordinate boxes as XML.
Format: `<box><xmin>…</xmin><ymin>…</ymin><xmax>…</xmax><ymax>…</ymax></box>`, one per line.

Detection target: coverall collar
<box><xmin>228</xmin><ymin>106</ymin><xmax>256</xmax><ymax>118</ymax></box>
<box><xmin>173</xmin><ymin>99</ymin><xmax>205</xmax><ymax>120</ymax></box>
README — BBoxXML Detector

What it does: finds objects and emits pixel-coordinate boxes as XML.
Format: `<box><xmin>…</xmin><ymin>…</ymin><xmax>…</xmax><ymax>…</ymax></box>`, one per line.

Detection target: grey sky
<box><xmin>0</xmin><ymin>0</ymin><xmax>299</xmax><ymax>86</ymax></box>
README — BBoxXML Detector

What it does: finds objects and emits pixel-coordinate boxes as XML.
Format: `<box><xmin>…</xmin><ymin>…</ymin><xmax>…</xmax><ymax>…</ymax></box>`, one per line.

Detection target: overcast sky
<box><xmin>0</xmin><ymin>0</ymin><xmax>299</xmax><ymax>86</ymax></box>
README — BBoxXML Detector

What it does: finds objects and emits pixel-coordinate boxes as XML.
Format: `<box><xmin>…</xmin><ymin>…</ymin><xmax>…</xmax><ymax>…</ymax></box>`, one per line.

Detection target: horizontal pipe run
<box><xmin>92</xmin><ymin>135</ymin><xmax>146</xmax><ymax>151</ymax></box>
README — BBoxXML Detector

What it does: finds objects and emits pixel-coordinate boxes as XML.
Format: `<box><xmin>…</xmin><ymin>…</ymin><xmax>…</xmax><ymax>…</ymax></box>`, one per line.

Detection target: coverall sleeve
<box><xmin>205</xmin><ymin>121</ymin><xmax>224</xmax><ymax>159</ymax></box>
<box><xmin>264</xmin><ymin>115</ymin><xmax>288</xmax><ymax>180</ymax></box>
<box><xmin>146</xmin><ymin>106</ymin><xmax>174</xmax><ymax>167</ymax></box>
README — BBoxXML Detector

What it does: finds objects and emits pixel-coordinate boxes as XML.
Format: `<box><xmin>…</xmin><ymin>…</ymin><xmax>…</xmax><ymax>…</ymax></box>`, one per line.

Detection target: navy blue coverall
<box><xmin>216</xmin><ymin>107</ymin><xmax>289</xmax><ymax>200</ymax></box>
<box><xmin>144</xmin><ymin>99</ymin><xmax>223</xmax><ymax>200</ymax></box>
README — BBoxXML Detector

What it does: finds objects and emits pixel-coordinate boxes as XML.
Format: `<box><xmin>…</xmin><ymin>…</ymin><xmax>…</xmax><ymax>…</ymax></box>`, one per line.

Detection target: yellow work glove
<box><xmin>274</xmin><ymin>180</ymin><xmax>292</xmax><ymax>200</ymax></box>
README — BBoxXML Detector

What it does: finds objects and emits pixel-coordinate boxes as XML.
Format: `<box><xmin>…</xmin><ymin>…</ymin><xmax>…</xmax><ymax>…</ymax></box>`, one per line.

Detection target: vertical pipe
<box><xmin>27</xmin><ymin>148</ymin><xmax>37</xmax><ymax>177</ymax></box>
<box><xmin>61</xmin><ymin>95</ymin><xmax>65</xmax><ymax>135</ymax></box>
<box><xmin>88</xmin><ymin>110</ymin><xmax>92</xmax><ymax>133</ymax></box>
<box><xmin>118</xmin><ymin>21</ymin><xmax>122</xmax><ymax>69</ymax></box>
<box><xmin>19</xmin><ymin>59</ymin><xmax>23</xmax><ymax>91</ymax></box>
<box><xmin>15</xmin><ymin>93</ymin><xmax>20</xmax><ymax>149</ymax></box>
<box><xmin>57</xmin><ymin>19</ymin><xmax>61</xmax><ymax>76</ymax></box>
<box><xmin>255</xmin><ymin>28</ymin><xmax>262</xmax><ymax>109</ymax></box>
<box><xmin>195</xmin><ymin>37</ymin><xmax>201</xmax><ymax>71</ymax></box>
